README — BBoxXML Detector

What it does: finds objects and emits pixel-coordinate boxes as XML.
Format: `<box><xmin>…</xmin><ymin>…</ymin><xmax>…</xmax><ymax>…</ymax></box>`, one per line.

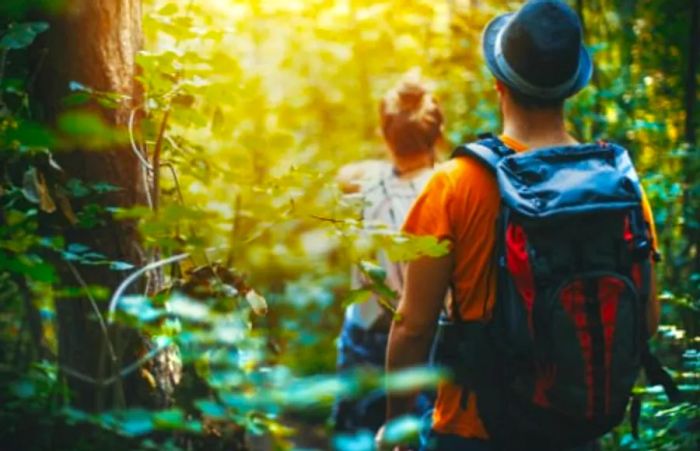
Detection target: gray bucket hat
<box><xmin>482</xmin><ymin>0</ymin><xmax>593</xmax><ymax>100</ymax></box>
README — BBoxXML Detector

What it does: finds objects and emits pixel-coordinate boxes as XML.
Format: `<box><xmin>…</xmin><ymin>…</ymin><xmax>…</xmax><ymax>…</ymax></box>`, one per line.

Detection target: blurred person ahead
<box><xmin>378</xmin><ymin>1</ymin><xmax>672</xmax><ymax>450</ymax></box>
<box><xmin>333</xmin><ymin>74</ymin><xmax>444</xmax><ymax>435</ymax></box>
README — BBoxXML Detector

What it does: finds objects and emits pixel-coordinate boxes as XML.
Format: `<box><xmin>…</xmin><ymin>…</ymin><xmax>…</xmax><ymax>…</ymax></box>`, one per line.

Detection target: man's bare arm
<box><xmin>385</xmin><ymin>253</ymin><xmax>452</xmax><ymax>420</ymax></box>
<box><xmin>647</xmin><ymin>265</ymin><xmax>660</xmax><ymax>336</ymax></box>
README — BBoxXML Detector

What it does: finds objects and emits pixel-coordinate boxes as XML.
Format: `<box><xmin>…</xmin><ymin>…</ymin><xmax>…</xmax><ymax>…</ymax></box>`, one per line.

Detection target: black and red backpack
<box><xmin>432</xmin><ymin>135</ymin><xmax>680</xmax><ymax>450</ymax></box>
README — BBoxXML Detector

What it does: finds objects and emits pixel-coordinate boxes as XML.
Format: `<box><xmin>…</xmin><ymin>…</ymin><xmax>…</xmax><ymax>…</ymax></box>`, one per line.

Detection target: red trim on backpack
<box><xmin>623</xmin><ymin>216</ymin><xmax>634</xmax><ymax>242</ymax></box>
<box><xmin>631</xmin><ymin>263</ymin><xmax>642</xmax><ymax>290</ymax></box>
<box><xmin>506</xmin><ymin>223</ymin><xmax>536</xmax><ymax>335</ymax></box>
<box><xmin>559</xmin><ymin>280</ymin><xmax>594</xmax><ymax>418</ymax></box>
<box><xmin>599</xmin><ymin>276</ymin><xmax>624</xmax><ymax>414</ymax></box>
<box><xmin>533</xmin><ymin>363</ymin><xmax>557</xmax><ymax>408</ymax></box>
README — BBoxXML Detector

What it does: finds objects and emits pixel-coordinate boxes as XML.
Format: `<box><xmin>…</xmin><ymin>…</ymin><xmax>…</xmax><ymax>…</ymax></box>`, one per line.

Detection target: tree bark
<box><xmin>32</xmin><ymin>0</ymin><xmax>175</xmax><ymax>411</ymax></box>
<box><xmin>686</xmin><ymin>0</ymin><xmax>700</xmax><ymax>274</ymax></box>
<box><xmin>686</xmin><ymin>0</ymin><xmax>699</xmax><ymax>147</ymax></box>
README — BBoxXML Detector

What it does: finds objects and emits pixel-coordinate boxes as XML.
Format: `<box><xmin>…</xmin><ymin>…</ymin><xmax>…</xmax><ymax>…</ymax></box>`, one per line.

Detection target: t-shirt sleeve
<box><xmin>402</xmin><ymin>170</ymin><xmax>454</xmax><ymax>242</ymax></box>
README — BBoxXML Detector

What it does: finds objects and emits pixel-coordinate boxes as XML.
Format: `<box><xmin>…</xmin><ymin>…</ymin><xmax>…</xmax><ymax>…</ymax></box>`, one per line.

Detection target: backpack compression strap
<box><xmin>451</xmin><ymin>133</ymin><xmax>515</xmax><ymax>172</ymax></box>
<box><xmin>447</xmin><ymin>134</ymin><xmax>515</xmax><ymax>412</ymax></box>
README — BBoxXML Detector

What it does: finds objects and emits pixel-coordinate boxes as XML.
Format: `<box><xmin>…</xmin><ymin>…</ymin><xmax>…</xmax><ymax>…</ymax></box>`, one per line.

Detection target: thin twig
<box><xmin>310</xmin><ymin>214</ymin><xmax>346</xmax><ymax>225</ymax></box>
<box><xmin>165</xmin><ymin>135</ymin><xmax>229</xmax><ymax>176</ymax></box>
<box><xmin>129</xmin><ymin>108</ymin><xmax>154</xmax><ymax>210</ymax></box>
<box><xmin>108</xmin><ymin>246</ymin><xmax>229</xmax><ymax>324</ymax></box>
<box><xmin>66</xmin><ymin>261</ymin><xmax>118</xmax><ymax>364</ymax></box>
<box><xmin>128</xmin><ymin>108</ymin><xmax>153</xmax><ymax>170</ymax></box>
<box><xmin>115</xmin><ymin>340</ymin><xmax>171</xmax><ymax>384</ymax></box>
<box><xmin>112</xmin><ymin>337</ymin><xmax>127</xmax><ymax>408</ymax></box>
<box><xmin>108</xmin><ymin>252</ymin><xmax>191</xmax><ymax>324</ymax></box>
<box><xmin>27</xmin><ymin>48</ymin><xmax>47</xmax><ymax>96</ymax></box>
<box><xmin>95</xmin><ymin>337</ymin><xmax>109</xmax><ymax>411</ymax></box>
<box><xmin>160</xmin><ymin>161</ymin><xmax>185</xmax><ymax>205</ymax></box>
<box><xmin>152</xmin><ymin>109</ymin><xmax>171</xmax><ymax>212</ymax></box>
<box><xmin>141</xmin><ymin>164</ymin><xmax>153</xmax><ymax>209</ymax></box>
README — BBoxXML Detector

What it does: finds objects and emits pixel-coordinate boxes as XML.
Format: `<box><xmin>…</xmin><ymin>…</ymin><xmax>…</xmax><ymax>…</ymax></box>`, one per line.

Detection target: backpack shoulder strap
<box><xmin>451</xmin><ymin>133</ymin><xmax>516</xmax><ymax>173</ymax></box>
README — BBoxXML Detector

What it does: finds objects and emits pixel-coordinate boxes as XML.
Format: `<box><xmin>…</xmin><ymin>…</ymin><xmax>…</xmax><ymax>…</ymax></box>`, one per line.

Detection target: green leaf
<box><xmin>373</xmin><ymin>283</ymin><xmax>398</xmax><ymax>303</ymax></box>
<box><xmin>69</xmin><ymin>81</ymin><xmax>90</xmax><ymax>92</ymax></box>
<box><xmin>279</xmin><ymin>375</ymin><xmax>352</xmax><ymax>409</ymax></box>
<box><xmin>332</xmin><ymin>431</ymin><xmax>374</xmax><ymax>451</ymax></box>
<box><xmin>110</xmin><ymin>261</ymin><xmax>135</xmax><ymax>271</ymax></box>
<box><xmin>117</xmin><ymin>409</ymin><xmax>154</xmax><ymax>436</ymax></box>
<box><xmin>57</xmin><ymin>110</ymin><xmax>107</xmax><ymax>136</ymax></box>
<box><xmin>62</xmin><ymin>92</ymin><xmax>92</xmax><ymax>108</ymax></box>
<box><xmin>119</xmin><ymin>295</ymin><xmax>164</xmax><ymax>323</ymax></box>
<box><xmin>2</xmin><ymin>120</ymin><xmax>56</xmax><ymax>148</ymax></box>
<box><xmin>168</xmin><ymin>294</ymin><xmax>210</xmax><ymax>322</ymax></box>
<box><xmin>56</xmin><ymin>285</ymin><xmax>109</xmax><ymax>300</ymax></box>
<box><xmin>10</xmin><ymin>379</ymin><xmax>36</xmax><ymax>399</ymax></box>
<box><xmin>195</xmin><ymin>400</ymin><xmax>227</xmax><ymax>419</ymax></box>
<box><xmin>76</xmin><ymin>203</ymin><xmax>107</xmax><ymax>229</ymax></box>
<box><xmin>158</xmin><ymin>3</ymin><xmax>179</xmax><ymax>16</ymax></box>
<box><xmin>153</xmin><ymin>408</ymin><xmax>185</xmax><ymax>429</ymax></box>
<box><xmin>342</xmin><ymin>289</ymin><xmax>373</xmax><ymax>308</ymax></box>
<box><xmin>358</xmin><ymin>260</ymin><xmax>387</xmax><ymax>285</ymax></box>
<box><xmin>112</xmin><ymin>206</ymin><xmax>152</xmax><ymax>220</ymax></box>
<box><xmin>1</xmin><ymin>254</ymin><xmax>57</xmax><ymax>283</ymax></box>
<box><xmin>384</xmin><ymin>234</ymin><xmax>450</xmax><ymax>261</ymax></box>
<box><xmin>0</xmin><ymin>22</ymin><xmax>49</xmax><ymax>50</ymax></box>
<box><xmin>385</xmin><ymin>367</ymin><xmax>446</xmax><ymax>393</ymax></box>
<box><xmin>65</xmin><ymin>179</ymin><xmax>91</xmax><ymax>198</ymax></box>
<box><xmin>67</xmin><ymin>243</ymin><xmax>90</xmax><ymax>254</ymax></box>
<box><xmin>382</xmin><ymin>415</ymin><xmax>422</xmax><ymax>445</ymax></box>
<box><xmin>91</xmin><ymin>182</ymin><xmax>121</xmax><ymax>194</ymax></box>
<box><xmin>57</xmin><ymin>110</ymin><xmax>127</xmax><ymax>149</ymax></box>
<box><xmin>62</xmin><ymin>407</ymin><xmax>92</xmax><ymax>425</ymax></box>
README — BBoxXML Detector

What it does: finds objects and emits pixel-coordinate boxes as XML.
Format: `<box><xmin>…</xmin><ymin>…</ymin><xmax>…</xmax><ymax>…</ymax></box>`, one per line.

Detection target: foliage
<box><xmin>0</xmin><ymin>0</ymin><xmax>698</xmax><ymax>450</ymax></box>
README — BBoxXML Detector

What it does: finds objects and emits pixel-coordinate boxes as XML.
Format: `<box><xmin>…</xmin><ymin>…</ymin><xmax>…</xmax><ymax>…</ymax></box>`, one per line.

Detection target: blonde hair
<box><xmin>379</xmin><ymin>74</ymin><xmax>443</xmax><ymax>157</ymax></box>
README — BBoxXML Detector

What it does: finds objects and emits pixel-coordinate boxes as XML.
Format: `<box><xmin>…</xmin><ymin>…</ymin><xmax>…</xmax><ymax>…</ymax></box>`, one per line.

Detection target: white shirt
<box><xmin>345</xmin><ymin>163</ymin><xmax>435</xmax><ymax>329</ymax></box>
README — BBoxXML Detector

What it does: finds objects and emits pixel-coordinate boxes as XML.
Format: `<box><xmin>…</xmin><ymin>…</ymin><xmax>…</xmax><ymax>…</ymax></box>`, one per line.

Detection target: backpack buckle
<box><xmin>631</xmin><ymin>238</ymin><xmax>652</xmax><ymax>262</ymax></box>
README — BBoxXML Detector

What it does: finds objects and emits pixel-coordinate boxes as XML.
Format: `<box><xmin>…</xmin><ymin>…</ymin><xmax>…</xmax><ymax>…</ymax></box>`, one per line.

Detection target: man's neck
<box><xmin>502</xmin><ymin>107</ymin><xmax>578</xmax><ymax>149</ymax></box>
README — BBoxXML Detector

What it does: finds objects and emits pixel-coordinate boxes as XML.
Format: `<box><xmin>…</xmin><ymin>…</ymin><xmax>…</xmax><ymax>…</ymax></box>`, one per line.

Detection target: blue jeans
<box><xmin>333</xmin><ymin>320</ymin><xmax>434</xmax><ymax>433</ymax></box>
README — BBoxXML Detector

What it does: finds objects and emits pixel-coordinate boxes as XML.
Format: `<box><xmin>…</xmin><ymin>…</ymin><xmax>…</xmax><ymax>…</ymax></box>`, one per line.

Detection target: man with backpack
<box><xmin>378</xmin><ymin>1</ymin><xmax>663</xmax><ymax>450</ymax></box>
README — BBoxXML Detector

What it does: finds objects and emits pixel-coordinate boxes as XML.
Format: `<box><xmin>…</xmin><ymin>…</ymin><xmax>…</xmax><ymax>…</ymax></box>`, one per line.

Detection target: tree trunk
<box><xmin>686</xmin><ymin>0</ymin><xmax>699</xmax><ymax>147</ymax></box>
<box><xmin>686</xmin><ymin>0</ymin><xmax>700</xmax><ymax>273</ymax></box>
<box><xmin>33</xmin><ymin>0</ymin><xmax>175</xmax><ymax>411</ymax></box>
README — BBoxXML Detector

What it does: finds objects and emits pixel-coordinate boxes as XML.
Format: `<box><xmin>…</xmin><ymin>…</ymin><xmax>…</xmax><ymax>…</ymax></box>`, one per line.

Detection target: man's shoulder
<box><xmin>431</xmin><ymin>154</ymin><xmax>499</xmax><ymax>193</ymax></box>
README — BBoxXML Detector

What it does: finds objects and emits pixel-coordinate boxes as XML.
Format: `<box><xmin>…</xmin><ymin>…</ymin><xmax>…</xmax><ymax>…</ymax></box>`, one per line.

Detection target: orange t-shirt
<box><xmin>402</xmin><ymin>136</ymin><xmax>657</xmax><ymax>439</ymax></box>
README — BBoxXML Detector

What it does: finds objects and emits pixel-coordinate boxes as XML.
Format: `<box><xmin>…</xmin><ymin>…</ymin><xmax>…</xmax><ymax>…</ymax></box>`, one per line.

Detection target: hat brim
<box><xmin>482</xmin><ymin>13</ymin><xmax>593</xmax><ymax>99</ymax></box>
